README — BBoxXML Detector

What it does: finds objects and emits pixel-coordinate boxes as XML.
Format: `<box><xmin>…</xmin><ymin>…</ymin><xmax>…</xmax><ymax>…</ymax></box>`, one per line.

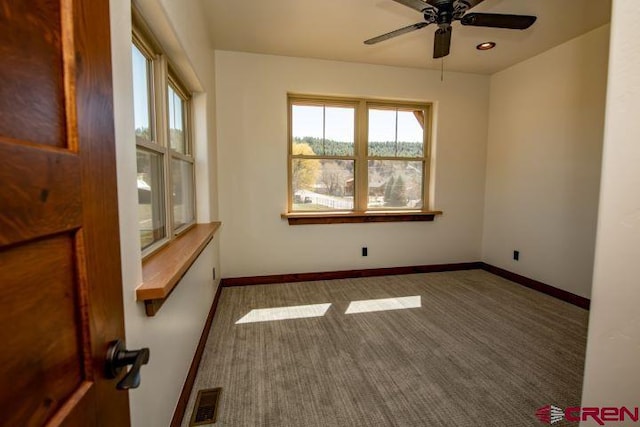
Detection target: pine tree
<box><xmin>386</xmin><ymin>175</ymin><xmax>407</xmax><ymax>207</ymax></box>
<box><xmin>383</xmin><ymin>175</ymin><xmax>395</xmax><ymax>206</ymax></box>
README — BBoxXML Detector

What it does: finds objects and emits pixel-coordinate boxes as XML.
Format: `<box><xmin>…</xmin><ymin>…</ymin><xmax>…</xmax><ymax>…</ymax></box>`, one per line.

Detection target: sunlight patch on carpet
<box><xmin>345</xmin><ymin>296</ymin><xmax>421</xmax><ymax>314</ymax></box>
<box><xmin>236</xmin><ymin>303</ymin><xmax>331</xmax><ymax>324</ymax></box>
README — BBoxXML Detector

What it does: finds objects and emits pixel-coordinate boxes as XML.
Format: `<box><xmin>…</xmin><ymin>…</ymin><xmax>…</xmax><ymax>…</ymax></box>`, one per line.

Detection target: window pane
<box><xmin>168</xmin><ymin>85</ymin><xmax>186</xmax><ymax>153</ymax></box>
<box><xmin>397</xmin><ymin>110</ymin><xmax>424</xmax><ymax>156</ymax></box>
<box><xmin>292</xmin><ymin>159</ymin><xmax>354</xmax><ymax>211</ymax></box>
<box><xmin>368</xmin><ymin>108</ymin><xmax>425</xmax><ymax>157</ymax></box>
<box><xmin>368</xmin><ymin>109</ymin><xmax>396</xmax><ymax>156</ymax></box>
<box><xmin>368</xmin><ymin>160</ymin><xmax>423</xmax><ymax>209</ymax></box>
<box><xmin>132</xmin><ymin>44</ymin><xmax>152</xmax><ymax>141</ymax></box>
<box><xmin>172</xmin><ymin>158</ymin><xmax>194</xmax><ymax>229</ymax></box>
<box><xmin>291</xmin><ymin>104</ymin><xmax>355</xmax><ymax>156</ymax></box>
<box><xmin>324</xmin><ymin>106</ymin><xmax>354</xmax><ymax>156</ymax></box>
<box><xmin>137</xmin><ymin>149</ymin><xmax>166</xmax><ymax>249</ymax></box>
<box><xmin>292</xmin><ymin>105</ymin><xmax>324</xmax><ymax>154</ymax></box>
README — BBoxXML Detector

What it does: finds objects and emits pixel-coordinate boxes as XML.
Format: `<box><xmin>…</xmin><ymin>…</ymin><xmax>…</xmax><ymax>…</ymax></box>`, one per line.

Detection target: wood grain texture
<box><xmin>282</xmin><ymin>210</ymin><xmax>443</xmax><ymax>225</ymax></box>
<box><xmin>46</xmin><ymin>381</ymin><xmax>94</xmax><ymax>427</ymax></box>
<box><xmin>0</xmin><ymin>0</ymin><xmax>67</xmax><ymax>147</ymax></box>
<box><xmin>0</xmin><ymin>0</ymin><xmax>128</xmax><ymax>425</ymax></box>
<box><xmin>72</xmin><ymin>0</ymin><xmax>130</xmax><ymax>423</ymax></box>
<box><xmin>170</xmin><ymin>283</ymin><xmax>224</xmax><ymax>427</ymax></box>
<box><xmin>143</xmin><ymin>299</ymin><xmax>165</xmax><ymax>317</ymax></box>
<box><xmin>0</xmin><ymin>235</ymin><xmax>83</xmax><ymax>426</ymax></box>
<box><xmin>181</xmin><ymin>270</ymin><xmax>589</xmax><ymax>427</ymax></box>
<box><xmin>221</xmin><ymin>262</ymin><xmax>483</xmax><ymax>287</ymax></box>
<box><xmin>137</xmin><ymin>222</ymin><xmax>221</xmax><ymax>302</ymax></box>
<box><xmin>0</xmin><ymin>140</ymin><xmax>81</xmax><ymax>246</ymax></box>
<box><xmin>481</xmin><ymin>263</ymin><xmax>591</xmax><ymax>309</ymax></box>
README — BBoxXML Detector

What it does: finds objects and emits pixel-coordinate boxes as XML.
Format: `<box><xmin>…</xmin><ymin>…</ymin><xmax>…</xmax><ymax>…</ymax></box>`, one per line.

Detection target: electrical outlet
<box><xmin>362</xmin><ymin>247</ymin><xmax>368</xmax><ymax>257</ymax></box>
<box><xmin>513</xmin><ymin>250</ymin><xmax>520</xmax><ymax>261</ymax></box>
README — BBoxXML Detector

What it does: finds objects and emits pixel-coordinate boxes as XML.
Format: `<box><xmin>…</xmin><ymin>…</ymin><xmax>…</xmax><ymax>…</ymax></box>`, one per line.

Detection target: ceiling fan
<box><xmin>364</xmin><ymin>0</ymin><xmax>537</xmax><ymax>58</ymax></box>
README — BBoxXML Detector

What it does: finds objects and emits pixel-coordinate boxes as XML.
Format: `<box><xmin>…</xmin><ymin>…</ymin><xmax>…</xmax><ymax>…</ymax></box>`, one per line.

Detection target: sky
<box><xmin>132</xmin><ymin>45</ymin><xmax>150</xmax><ymax>131</ymax></box>
<box><xmin>292</xmin><ymin>105</ymin><xmax>423</xmax><ymax>143</ymax></box>
<box><xmin>135</xmin><ymin>50</ymin><xmax>423</xmax><ymax>145</ymax></box>
<box><xmin>133</xmin><ymin>44</ymin><xmax>184</xmax><ymax>137</ymax></box>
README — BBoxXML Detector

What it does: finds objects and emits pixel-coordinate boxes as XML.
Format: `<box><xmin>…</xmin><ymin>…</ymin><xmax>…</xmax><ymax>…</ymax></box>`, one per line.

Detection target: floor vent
<box><xmin>189</xmin><ymin>387</ymin><xmax>221</xmax><ymax>426</ymax></box>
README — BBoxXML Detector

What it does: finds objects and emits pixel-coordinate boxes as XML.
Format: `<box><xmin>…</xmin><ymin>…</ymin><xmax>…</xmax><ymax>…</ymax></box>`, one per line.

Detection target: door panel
<box><xmin>0</xmin><ymin>142</ymin><xmax>81</xmax><ymax>246</ymax></box>
<box><xmin>0</xmin><ymin>0</ymin><xmax>67</xmax><ymax>147</ymax></box>
<box><xmin>0</xmin><ymin>235</ymin><xmax>85</xmax><ymax>426</ymax></box>
<box><xmin>0</xmin><ymin>0</ymin><xmax>130</xmax><ymax>425</ymax></box>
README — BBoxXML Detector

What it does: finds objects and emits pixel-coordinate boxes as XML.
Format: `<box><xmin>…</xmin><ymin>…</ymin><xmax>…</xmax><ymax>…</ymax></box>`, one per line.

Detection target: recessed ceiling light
<box><xmin>476</xmin><ymin>41</ymin><xmax>496</xmax><ymax>51</ymax></box>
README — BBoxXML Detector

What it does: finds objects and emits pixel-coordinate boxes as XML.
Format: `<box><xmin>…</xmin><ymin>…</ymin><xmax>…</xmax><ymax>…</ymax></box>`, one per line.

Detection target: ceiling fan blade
<box><xmin>364</xmin><ymin>22</ymin><xmax>429</xmax><ymax>45</ymax></box>
<box><xmin>461</xmin><ymin>13</ymin><xmax>537</xmax><ymax>29</ymax></box>
<box><xmin>393</xmin><ymin>0</ymin><xmax>433</xmax><ymax>13</ymax></box>
<box><xmin>433</xmin><ymin>26</ymin><xmax>452</xmax><ymax>58</ymax></box>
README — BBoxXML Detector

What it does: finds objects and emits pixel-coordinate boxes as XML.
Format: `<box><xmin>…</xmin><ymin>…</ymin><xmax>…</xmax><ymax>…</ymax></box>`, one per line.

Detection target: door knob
<box><xmin>105</xmin><ymin>339</ymin><xmax>150</xmax><ymax>390</ymax></box>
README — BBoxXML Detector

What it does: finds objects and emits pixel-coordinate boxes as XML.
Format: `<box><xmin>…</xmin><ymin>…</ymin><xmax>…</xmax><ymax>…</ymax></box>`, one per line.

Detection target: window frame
<box><xmin>287</xmin><ymin>94</ymin><xmax>432</xmax><ymax>214</ymax></box>
<box><xmin>133</xmin><ymin>17</ymin><xmax>196</xmax><ymax>259</ymax></box>
<box><xmin>167</xmin><ymin>70</ymin><xmax>196</xmax><ymax>233</ymax></box>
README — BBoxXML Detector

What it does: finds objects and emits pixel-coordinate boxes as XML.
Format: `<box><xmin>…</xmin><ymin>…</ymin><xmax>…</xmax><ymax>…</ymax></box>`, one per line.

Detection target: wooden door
<box><xmin>0</xmin><ymin>0</ymin><xmax>130</xmax><ymax>425</ymax></box>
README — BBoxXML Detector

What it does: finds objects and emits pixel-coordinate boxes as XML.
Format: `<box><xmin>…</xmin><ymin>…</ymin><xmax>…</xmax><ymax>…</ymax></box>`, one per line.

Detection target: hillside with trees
<box><xmin>291</xmin><ymin>139</ymin><xmax>423</xmax><ymax>209</ymax></box>
<box><xmin>294</xmin><ymin>136</ymin><xmax>423</xmax><ymax>158</ymax></box>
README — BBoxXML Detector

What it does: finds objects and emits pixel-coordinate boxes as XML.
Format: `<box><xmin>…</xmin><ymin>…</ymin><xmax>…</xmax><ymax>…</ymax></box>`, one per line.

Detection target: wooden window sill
<box><xmin>281</xmin><ymin>210</ymin><xmax>443</xmax><ymax>225</ymax></box>
<box><xmin>136</xmin><ymin>222</ymin><xmax>221</xmax><ymax>316</ymax></box>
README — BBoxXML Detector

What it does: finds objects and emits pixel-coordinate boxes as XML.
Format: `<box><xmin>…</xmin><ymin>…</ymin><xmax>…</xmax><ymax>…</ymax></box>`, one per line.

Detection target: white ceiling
<box><xmin>202</xmin><ymin>0</ymin><xmax>611</xmax><ymax>75</ymax></box>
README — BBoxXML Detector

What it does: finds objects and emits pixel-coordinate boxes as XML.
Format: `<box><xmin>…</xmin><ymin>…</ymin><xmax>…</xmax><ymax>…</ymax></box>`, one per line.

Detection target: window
<box><xmin>288</xmin><ymin>95</ymin><xmax>431</xmax><ymax>213</ymax></box>
<box><xmin>133</xmin><ymin>26</ymin><xmax>195</xmax><ymax>255</ymax></box>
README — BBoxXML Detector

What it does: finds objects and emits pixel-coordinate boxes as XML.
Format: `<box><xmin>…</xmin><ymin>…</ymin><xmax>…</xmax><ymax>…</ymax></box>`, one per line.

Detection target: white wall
<box><xmin>215</xmin><ymin>51</ymin><xmax>490</xmax><ymax>278</ymax></box>
<box><xmin>581</xmin><ymin>0</ymin><xmax>640</xmax><ymax>419</ymax></box>
<box><xmin>482</xmin><ymin>26</ymin><xmax>610</xmax><ymax>298</ymax></box>
<box><xmin>110</xmin><ymin>1</ymin><xmax>219</xmax><ymax>426</ymax></box>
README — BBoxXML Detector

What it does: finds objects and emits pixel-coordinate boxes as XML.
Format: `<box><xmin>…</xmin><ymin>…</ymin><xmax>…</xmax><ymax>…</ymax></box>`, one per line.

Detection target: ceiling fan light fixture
<box><xmin>364</xmin><ymin>1</ymin><xmax>536</xmax><ymax>59</ymax></box>
<box><xmin>476</xmin><ymin>41</ymin><xmax>496</xmax><ymax>51</ymax></box>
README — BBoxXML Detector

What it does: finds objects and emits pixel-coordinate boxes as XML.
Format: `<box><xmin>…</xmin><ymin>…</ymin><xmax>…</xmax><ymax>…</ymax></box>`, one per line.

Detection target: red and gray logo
<box><xmin>535</xmin><ymin>405</ymin><xmax>565</xmax><ymax>424</ymax></box>
<box><xmin>535</xmin><ymin>404</ymin><xmax>639</xmax><ymax>425</ymax></box>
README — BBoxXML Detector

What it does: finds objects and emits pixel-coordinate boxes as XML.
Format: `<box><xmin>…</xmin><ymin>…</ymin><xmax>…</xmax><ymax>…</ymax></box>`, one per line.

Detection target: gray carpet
<box><xmin>182</xmin><ymin>270</ymin><xmax>588</xmax><ymax>427</ymax></box>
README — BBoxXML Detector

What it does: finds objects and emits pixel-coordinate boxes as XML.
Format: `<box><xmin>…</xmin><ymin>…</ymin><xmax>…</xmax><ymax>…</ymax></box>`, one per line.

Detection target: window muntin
<box><xmin>167</xmin><ymin>83</ymin><xmax>186</xmax><ymax>154</ymax></box>
<box><xmin>171</xmin><ymin>158</ymin><xmax>195</xmax><ymax>229</ymax></box>
<box><xmin>290</xmin><ymin>100</ymin><xmax>357</xmax><ymax>212</ymax></box>
<box><xmin>366</xmin><ymin>105</ymin><xmax>427</xmax><ymax>210</ymax></box>
<box><xmin>291</xmin><ymin>104</ymin><xmax>355</xmax><ymax>156</ymax></box>
<box><xmin>368</xmin><ymin>108</ymin><xmax>424</xmax><ymax>157</ymax></box>
<box><xmin>167</xmin><ymin>74</ymin><xmax>194</xmax><ymax>233</ymax></box>
<box><xmin>132</xmin><ymin>44</ymin><xmax>153</xmax><ymax>141</ymax></box>
<box><xmin>137</xmin><ymin>148</ymin><xmax>166</xmax><ymax>249</ymax></box>
<box><xmin>133</xmin><ymin>28</ymin><xmax>195</xmax><ymax>256</ymax></box>
<box><xmin>288</xmin><ymin>96</ymin><xmax>430</xmax><ymax>213</ymax></box>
